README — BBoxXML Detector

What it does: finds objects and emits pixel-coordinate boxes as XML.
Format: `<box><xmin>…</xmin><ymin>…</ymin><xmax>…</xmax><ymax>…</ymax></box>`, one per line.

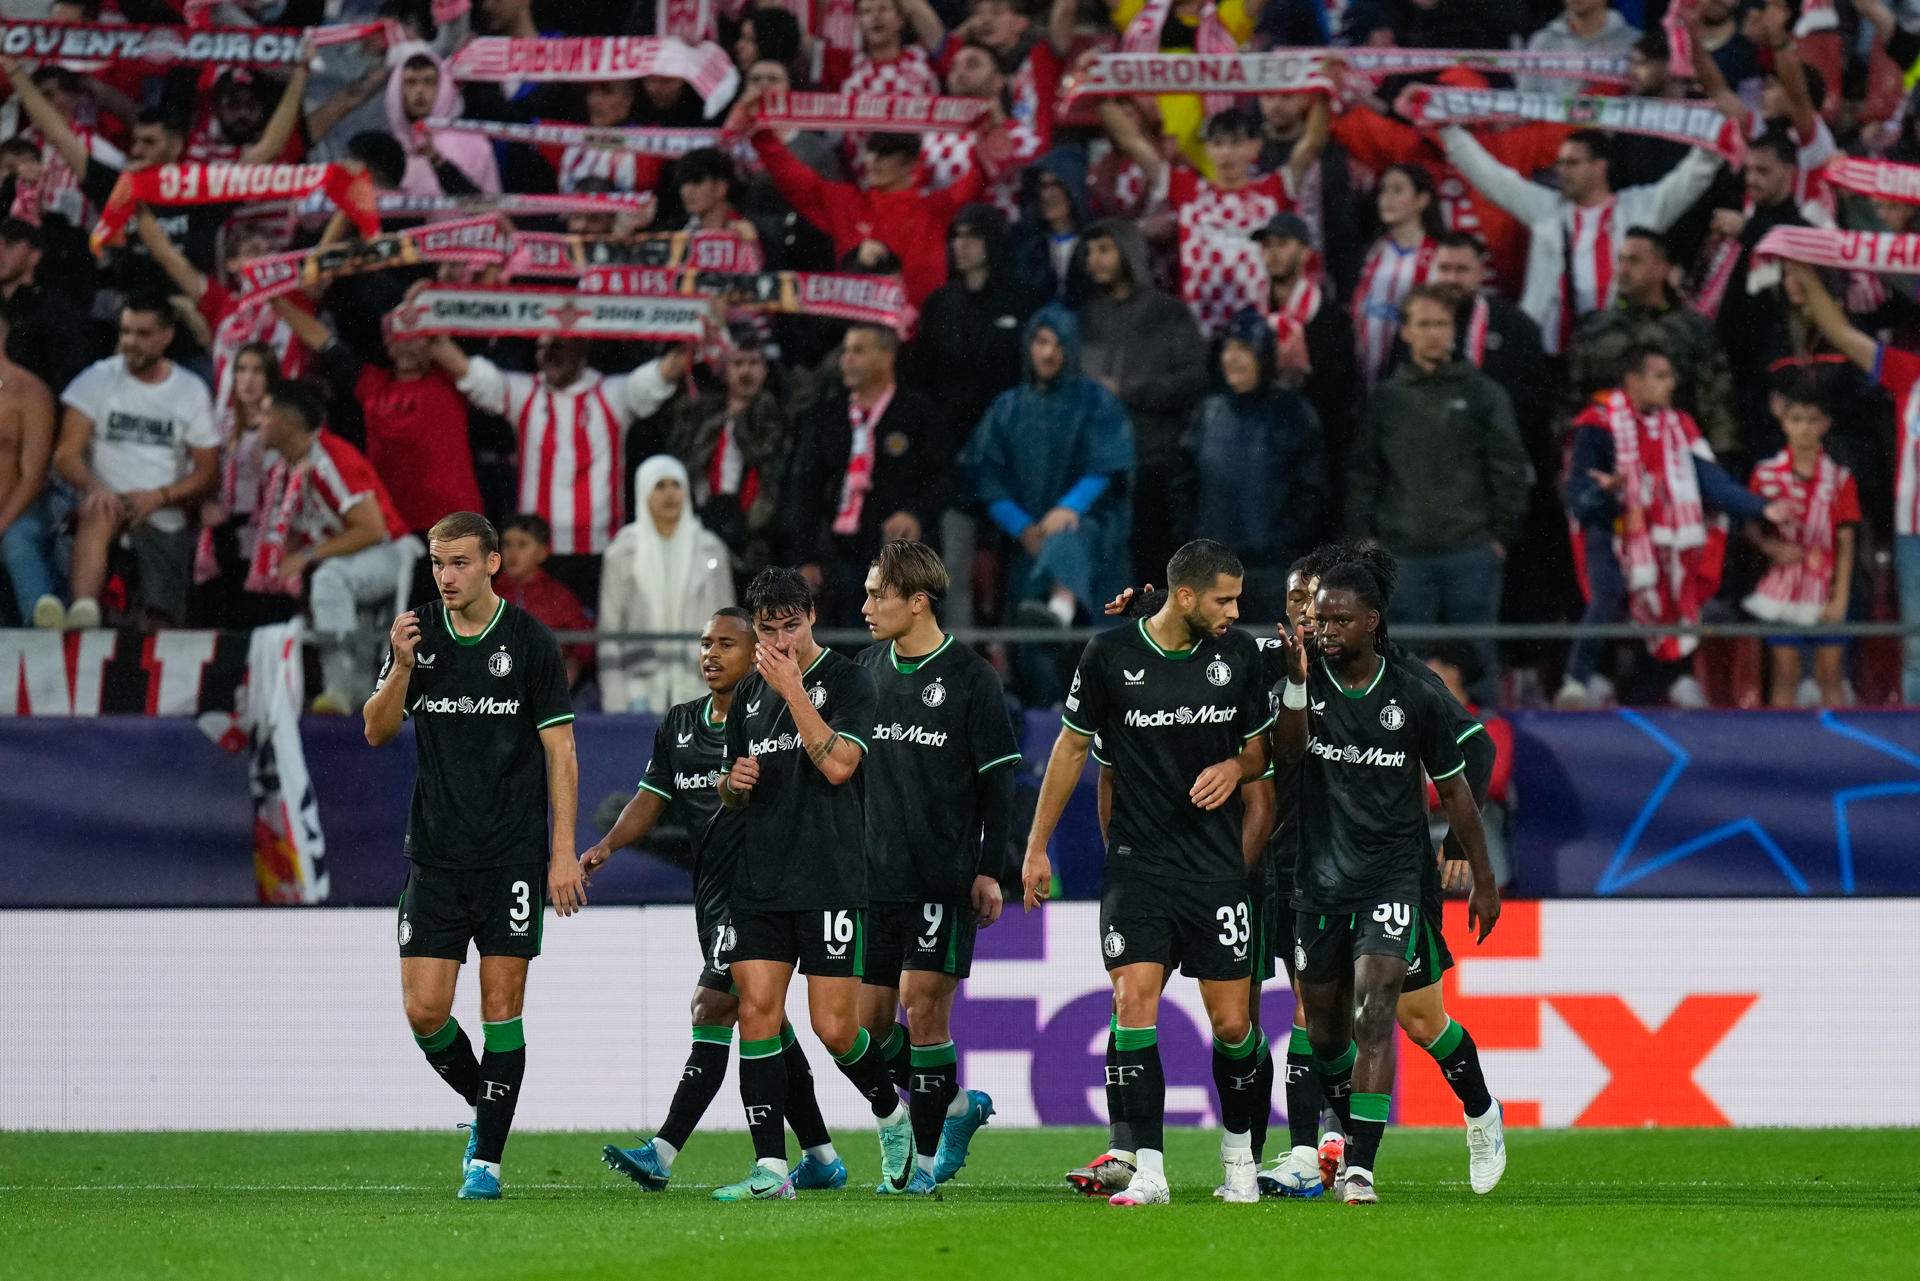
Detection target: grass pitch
<box><xmin>2</xmin><ymin>1128</ymin><xmax>1914</xmax><ymax>1280</ymax></box>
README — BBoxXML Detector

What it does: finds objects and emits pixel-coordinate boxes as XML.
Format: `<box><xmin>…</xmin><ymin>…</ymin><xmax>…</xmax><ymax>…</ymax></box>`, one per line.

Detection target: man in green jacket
<box><xmin>1347</xmin><ymin>284</ymin><xmax>1531</xmax><ymax>689</ymax></box>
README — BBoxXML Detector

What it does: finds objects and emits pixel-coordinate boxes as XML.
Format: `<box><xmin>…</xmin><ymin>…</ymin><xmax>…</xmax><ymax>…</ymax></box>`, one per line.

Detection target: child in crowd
<box><xmin>495</xmin><ymin>514</ymin><xmax>593</xmax><ymax>688</ymax></box>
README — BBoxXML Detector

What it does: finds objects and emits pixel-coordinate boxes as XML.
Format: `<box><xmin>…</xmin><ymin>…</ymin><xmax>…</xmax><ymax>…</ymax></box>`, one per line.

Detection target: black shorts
<box><xmin>694</xmin><ymin>902</ymin><xmax>738</xmax><ymax>995</ymax></box>
<box><xmin>1400</xmin><ymin>888</ymin><xmax>1454</xmax><ymax>994</ymax></box>
<box><xmin>397</xmin><ymin>861</ymin><xmax>545</xmax><ymax>961</ymax></box>
<box><xmin>865</xmin><ymin>900</ymin><xmax>979</xmax><ymax>987</ymax></box>
<box><xmin>1293</xmin><ymin>900</ymin><xmax>1422</xmax><ymax>984</ymax></box>
<box><xmin>730</xmin><ymin>906</ymin><xmax>866</xmax><ymax>979</ymax></box>
<box><xmin>1254</xmin><ymin>879</ymin><xmax>1292</xmax><ymax>985</ymax></box>
<box><xmin>1101</xmin><ymin>875</ymin><xmax>1253</xmax><ymax>982</ymax></box>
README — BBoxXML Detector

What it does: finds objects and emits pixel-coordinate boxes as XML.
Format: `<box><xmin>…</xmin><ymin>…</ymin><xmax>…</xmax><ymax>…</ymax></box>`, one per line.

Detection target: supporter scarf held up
<box><xmin>1394</xmin><ymin>85</ymin><xmax>1747</xmax><ymax>163</ymax></box>
<box><xmin>749</xmin><ymin>90</ymin><xmax>991</xmax><ymax>133</ymax></box>
<box><xmin>447</xmin><ymin>36</ymin><xmax>739</xmax><ymax>118</ymax></box>
<box><xmin>1067</xmin><ymin>51</ymin><xmax>1332</xmax><ymax>99</ymax></box>
<box><xmin>1120</xmin><ymin>0</ymin><xmax>1242</xmax><ymax>113</ymax></box>
<box><xmin>91</xmin><ymin>163</ymin><xmax>378</xmax><ymax>255</ymax></box>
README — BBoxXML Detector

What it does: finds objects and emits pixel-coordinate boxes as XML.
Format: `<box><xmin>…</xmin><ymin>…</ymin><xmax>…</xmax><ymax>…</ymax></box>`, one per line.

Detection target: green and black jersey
<box><xmin>383</xmin><ymin>598</ymin><xmax>574</xmax><ymax>870</ymax></box>
<box><xmin>638</xmin><ymin>694</ymin><xmax>740</xmax><ymax>932</ymax></box>
<box><xmin>1063</xmin><ymin>619</ymin><xmax>1273</xmax><ymax>885</ymax></box>
<box><xmin>1293</xmin><ymin>653</ymin><xmax>1464</xmax><ymax>913</ymax></box>
<box><xmin>856</xmin><ymin>635</ymin><xmax>1022</xmax><ymax>904</ymax></box>
<box><xmin>723</xmin><ymin>647</ymin><xmax>878</xmax><ymax>911</ymax></box>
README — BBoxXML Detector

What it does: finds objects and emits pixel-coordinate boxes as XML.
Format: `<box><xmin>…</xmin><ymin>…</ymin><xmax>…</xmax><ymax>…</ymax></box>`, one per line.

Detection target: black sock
<box><xmin>1423</xmin><ymin>1018</ymin><xmax>1494</xmax><ymax>1118</ymax></box>
<box><xmin>1210</xmin><ymin>1028</ymin><xmax>1266</xmax><ymax>1139</ymax></box>
<box><xmin>907</xmin><ymin>1040</ymin><xmax>959</xmax><ymax>1158</ymax></box>
<box><xmin>1284</xmin><ymin>1025</ymin><xmax>1324</xmax><ymax>1150</ymax></box>
<box><xmin>473</xmin><ymin>1018</ymin><xmax>527</xmax><ymax>1165</ymax></box>
<box><xmin>1348</xmin><ymin>1091</ymin><xmax>1389</xmax><ymax>1176</ymax></box>
<box><xmin>1112</xmin><ymin>1024</ymin><xmax>1164</xmax><ymax>1152</ymax></box>
<box><xmin>738</xmin><ymin>1034</ymin><xmax>788</xmax><ymax>1162</ymax></box>
<box><xmin>413</xmin><ymin>1017</ymin><xmax>479</xmax><ymax>1107</ymax></box>
<box><xmin>779</xmin><ymin>1024</ymin><xmax>833</xmax><ymax>1151</ymax></box>
<box><xmin>1313</xmin><ymin>1039</ymin><xmax>1356</xmax><ymax>1132</ymax></box>
<box><xmin>1104</xmin><ymin>1014</ymin><xmax>1135</xmax><ymax>1154</ymax></box>
<box><xmin>656</xmin><ymin>1026</ymin><xmax>732</xmax><ymax>1152</ymax></box>
<box><xmin>1250</xmin><ymin>1038</ymin><xmax>1275</xmax><ymax>1162</ymax></box>
<box><xmin>880</xmin><ymin>1021</ymin><xmax>911</xmax><ymax>1092</ymax></box>
<box><xmin>832</xmin><ymin>1027</ymin><xmax>902</xmax><ymax>1119</ymax></box>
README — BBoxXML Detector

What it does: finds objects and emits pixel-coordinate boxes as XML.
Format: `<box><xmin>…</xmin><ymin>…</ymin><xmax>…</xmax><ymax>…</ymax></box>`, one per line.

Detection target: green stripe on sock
<box><xmin>832</xmin><ymin>1026</ymin><xmax>871</xmax><ymax>1067</ymax></box>
<box><xmin>1316</xmin><ymin>1040</ymin><xmax>1356</xmax><ymax>1075</ymax></box>
<box><xmin>1256</xmin><ymin>1032</ymin><xmax>1271</xmax><ymax>1063</ymax></box>
<box><xmin>1351</xmin><ymin>1091</ymin><xmax>1392</xmax><ymax>1124</ymax></box>
<box><xmin>1108</xmin><ymin>1013</ymin><xmax>1119</xmax><ymax>1037</ymax></box>
<box><xmin>879</xmin><ymin>1023</ymin><xmax>905</xmax><ymax>1060</ymax></box>
<box><xmin>414</xmin><ymin>1017</ymin><xmax>460</xmax><ymax>1053</ymax></box>
<box><xmin>910</xmin><ymin>1040</ymin><xmax>958</xmax><ymax>1067</ymax></box>
<box><xmin>1287</xmin><ymin>1025</ymin><xmax>1313</xmax><ymax>1056</ymax></box>
<box><xmin>691</xmin><ymin>1025</ymin><xmax>735</xmax><ymax>1046</ymax></box>
<box><xmin>1213</xmin><ymin>1028</ymin><xmax>1259</xmax><ymax>1060</ymax></box>
<box><xmin>740</xmin><ymin>1036</ymin><xmax>783</xmax><ymax>1060</ymax></box>
<box><xmin>481</xmin><ymin>1017</ymin><xmax>524</xmax><ymax>1053</ymax></box>
<box><xmin>1425</xmin><ymin>1017</ymin><xmax>1464</xmax><ymax>1060</ymax></box>
<box><xmin>1113</xmin><ymin>1024</ymin><xmax>1158</xmax><ymax>1051</ymax></box>
<box><xmin>779</xmin><ymin>1022</ymin><xmax>798</xmax><ymax>1050</ymax></box>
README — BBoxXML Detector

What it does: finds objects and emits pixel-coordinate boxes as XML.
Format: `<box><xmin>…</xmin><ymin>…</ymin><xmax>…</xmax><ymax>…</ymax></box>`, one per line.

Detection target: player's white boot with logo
<box><xmin>1109</xmin><ymin>1151</ymin><xmax>1170</xmax><ymax>1207</ymax></box>
<box><xmin>1465</xmin><ymin>1099</ymin><xmax>1507</xmax><ymax>1194</ymax></box>
<box><xmin>1218</xmin><ymin>1145</ymin><xmax>1259</xmax><ymax>1204</ymax></box>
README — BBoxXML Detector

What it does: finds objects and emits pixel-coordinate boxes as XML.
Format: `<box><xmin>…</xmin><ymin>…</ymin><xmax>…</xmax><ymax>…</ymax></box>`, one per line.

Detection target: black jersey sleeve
<box><xmin>824</xmin><ymin>658</ymin><xmax>878</xmax><ymax>756</ymax></box>
<box><xmin>1061</xmin><ymin>638</ymin><xmax>1105</xmax><ymax>737</ymax></box>
<box><xmin>967</xmin><ymin>665</ymin><xmax>1022</xmax><ymax>774</ymax></box>
<box><xmin>1235</xmin><ymin>640</ymin><xmax>1277</xmax><ymax>744</ymax></box>
<box><xmin>638</xmin><ymin>714</ymin><xmax>677</xmax><ymax>801</ymax></box>
<box><xmin>1412</xmin><ymin>683</ymin><xmax>1467</xmax><ymax>784</ymax></box>
<box><xmin>526</xmin><ymin>621</ymin><xmax>574</xmax><ymax>731</ymax></box>
<box><xmin>724</xmin><ymin>675</ymin><xmax>754</xmax><ymax>764</ymax></box>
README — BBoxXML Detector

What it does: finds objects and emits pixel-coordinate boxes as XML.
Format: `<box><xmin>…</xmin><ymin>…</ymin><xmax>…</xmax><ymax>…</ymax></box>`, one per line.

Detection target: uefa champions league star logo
<box><xmin>1206</xmin><ymin>660</ymin><xmax>1231</xmax><ymax>687</ymax></box>
<box><xmin>489</xmin><ymin>651</ymin><xmax>513</xmax><ymax>678</ymax></box>
<box><xmin>922</xmin><ymin>680</ymin><xmax>947</xmax><ymax>708</ymax></box>
<box><xmin>808</xmin><ymin>685</ymin><xmax>827</xmax><ymax>709</ymax></box>
<box><xmin>1379</xmin><ymin>701</ymin><xmax>1405</xmax><ymax>731</ymax></box>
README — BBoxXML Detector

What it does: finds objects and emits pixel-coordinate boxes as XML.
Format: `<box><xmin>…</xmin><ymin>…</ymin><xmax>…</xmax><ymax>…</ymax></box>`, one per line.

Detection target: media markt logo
<box><xmin>1122</xmin><ymin>705</ymin><xmax>1238</xmax><ymax>728</ymax></box>
<box><xmin>872</xmin><ymin>722</ymin><xmax>950</xmax><ymax>747</ymax></box>
<box><xmin>416</xmin><ymin>695</ymin><xmax>523</xmax><ymax>716</ymax></box>
<box><xmin>1305</xmin><ymin>735</ymin><xmax>1406</xmax><ymax>768</ymax></box>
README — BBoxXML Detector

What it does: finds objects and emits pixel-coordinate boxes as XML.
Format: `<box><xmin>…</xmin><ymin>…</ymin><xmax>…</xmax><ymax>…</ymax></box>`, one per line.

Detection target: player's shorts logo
<box><xmin>808</xmin><ymin>684</ymin><xmax>828</xmax><ymax>709</ymax></box>
<box><xmin>488</xmin><ymin>650</ymin><xmax>513</xmax><ymax>678</ymax></box>
<box><xmin>1294</xmin><ymin>943</ymin><xmax>1308</xmax><ymax>972</ymax></box>
<box><xmin>399</xmin><ymin>916</ymin><xmax>412</xmax><ymax>946</ymax></box>
<box><xmin>921</xmin><ymin>681</ymin><xmax>946</xmax><ymax>708</ymax></box>
<box><xmin>1206</xmin><ymin>660</ymin><xmax>1232</xmax><ymax>687</ymax></box>
<box><xmin>1103</xmin><ymin>928</ymin><xmax>1126</xmax><ymax>959</ymax></box>
<box><xmin>1378</xmin><ymin>701</ymin><xmax>1405</xmax><ymax>731</ymax></box>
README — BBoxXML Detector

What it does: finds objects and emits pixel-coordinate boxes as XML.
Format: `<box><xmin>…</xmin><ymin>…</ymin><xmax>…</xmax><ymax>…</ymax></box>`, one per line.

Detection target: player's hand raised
<box><xmin>549</xmin><ymin>854</ymin><xmax>588</xmax><ymax>917</ymax></box>
<box><xmin>579</xmin><ymin>841</ymin><xmax>614</xmax><ymax>881</ymax></box>
<box><xmin>756</xmin><ymin>643</ymin><xmax>805</xmax><ymax>704</ymax></box>
<box><xmin>1273</xmin><ymin>625</ymin><xmax>1309</xmax><ymax>683</ymax></box>
<box><xmin>388</xmin><ymin>611</ymin><xmax>421</xmax><ymax>669</ymax></box>
<box><xmin>1020</xmin><ymin>847</ymin><xmax>1052</xmax><ymax>911</ymax></box>
<box><xmin>1189</xmin><ymin>760</ymin><xmax>1240</xmax><ymax>811</ymax></box>
<box><xmin>727</xmin><ymin>754</ymin><xmax>760</xmax><ymax>796</ymax></box>
<box><xmin>971</xmin><ymin>873</ymin><xmax>1003</xmax><ymax>927</ymax></box>
<box><xmin>1468</xmin><ymin>878</ymin><xmax>1501</xmax><ymax>943</ymax></box>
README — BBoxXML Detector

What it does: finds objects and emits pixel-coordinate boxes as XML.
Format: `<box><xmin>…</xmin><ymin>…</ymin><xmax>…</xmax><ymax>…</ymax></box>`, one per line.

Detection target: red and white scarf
<box><xmin>0</xmin><ymin>17</ymin><xmax>310</xmax><ymax>69</ymax></box>
<box><xmin>1600</xmin><ymin>392</ymin><xmax>1719</xmax><ymax>659</ymax></box>
<box><xmin>1662</xmin><ymin>0</ymin><xmax>1698</xmax><ymax>79</ymax></box>
<box><xmin>1745</xmin><ymin>449</ymin><xmax>1844</xmax><ymax>624</ymax></box>
<box><xmin>231</xmin><ymin>216</ymin><xmax>509</xmax><ymax>305</ymax></box>
<box><xmin>1824</xmin><ymin>155</ymin><xmax>1920</xmax><ymax>206</ymax></box>
<box><xmin>91</xmin><ymin>162</ymin><xmax>378</xmax><ymax>254</ymax></box>
<box><xmin>832</xmin><ymin>385</ymin><xmax>893</xmax><ymax>536</ymax></box>
<box><xmin>389</xmin><ymin>284</ymin><xmax>712</xmax><ymax>340</ymax></box>
<box><xmin>1394</xmin><ymin>86</ymin><xmax>1748</xmax><ymax>163</ymax></box>
<box><xmin>1337</xmin><ymin>46</ymin><xmax>1632</xmax><ymax>85</ymax></box>
<box><xmin>1068</xmin><ymin>51</ymin><xmax>1330</xmax><ymax>100</ymax></box>
<box><xmin>420</xmin><ymin>115</ymin><xmax>724</xmax><ymax>157</ymax></box>
<box><xmin>1752</xmin><ymin>224</ymin><xmax>1920</xmax><ymax>274</ymax></box>
<box><xmin>506</xmin><ymin>228</ymin><xmax>760</xmax><ymax>278</ymax></box>
<box><xmin>245</xmin><ymin>456</ymin><xmax>308</xmax><ymax>598</ymax></box>
<box><xmin>1462</xmin><ymin>292</ymin><xmax>1491</xmax><ymax>368</ymax></box>
<box><xmin>657</xmin><ymin>0</ymin><xmax>714</xmax><ymax>43</ymax></box>
<box><xmin>448</xmin><ymin>37</ymin><xmax>739</xmax><ymax>117</ymax></box>
<box><xmin>1120</xmin><ymin>0</ymin><xmax>1241</xmax><ymax>112</ymax></box>
<box><xmin>750</xmin><ymin>90</ymin><xmax>991</xmax><ymax>134</ymax></box>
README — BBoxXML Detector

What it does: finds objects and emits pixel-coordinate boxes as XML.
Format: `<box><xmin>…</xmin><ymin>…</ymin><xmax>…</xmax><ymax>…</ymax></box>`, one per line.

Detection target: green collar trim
<box><xmin>802</xmin><ymin>647</ymin><xmax>831</xmax><ymax>677</ymax></box>
<box><xmin>891</xmin><ymin>633</ymin><xmax>953</xmax><ymax>674</ymax></box>
<box><xmin>1137</xmin><ymin>617</ymin><xmax>1199</xmax><ymax>661</ymax></box>
<box><xmin>703</xmin><ymin>695</ymin><xmax>725</xmax><ymax>729</ymax></box>
<box><xmin>448</xmin><ymin>598</ymin><xmax>504</xmax><ymax>646</ymax></box>
<box><xmin>1322</xmin><ymin>655</ymin><xmax>1384</xmax><ymax>699</ymax></box>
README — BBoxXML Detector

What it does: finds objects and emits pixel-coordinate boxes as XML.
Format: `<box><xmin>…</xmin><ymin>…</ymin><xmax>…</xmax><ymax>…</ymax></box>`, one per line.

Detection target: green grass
<box><xmin>2</xmin><ymin>1128</ymin><xmax>1915</xmax><ymax>1280</ymax></box>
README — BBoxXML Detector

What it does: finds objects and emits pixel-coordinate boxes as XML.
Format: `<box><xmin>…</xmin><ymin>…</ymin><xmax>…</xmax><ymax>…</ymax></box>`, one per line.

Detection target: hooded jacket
<box><xmin>1186</xmin><ymin>311</ymin><xmax>1326</xmax><ymax>566</ymax></box>
<box><xmin>1347</xmin><ymin>357</ymin><xmax>1531</xmax><ymax>556</ymax></box>
<box><xmin>1073</xmin><ymin>218</ymin><xmax>1208</xmax><ymax>465</ymax></box>
<box><xmin>1009</xmin><ymin>150</ymin><xmax>1090</xmax><ymax>300</ymax></box>
<box><xmin>963</xmin><ymin>305</ymin><xmax>1135</xmax><ymax>605</ymax></box>
<box><xmin>906</xmin><ymin>203</ymin><xmax>1042</xmax><ymax>446</ymax></box>
<box><xmin>386</xmin><ymin>45</ymin><xmax>501</xmax><ymax>197</ymax></box>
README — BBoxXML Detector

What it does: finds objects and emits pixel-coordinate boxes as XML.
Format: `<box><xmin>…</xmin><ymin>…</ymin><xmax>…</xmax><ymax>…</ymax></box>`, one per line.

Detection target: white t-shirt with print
<box><xmin>62</xmin><ymin>356</ymin><xmax>217</xmax><ymax>534</ymax></box>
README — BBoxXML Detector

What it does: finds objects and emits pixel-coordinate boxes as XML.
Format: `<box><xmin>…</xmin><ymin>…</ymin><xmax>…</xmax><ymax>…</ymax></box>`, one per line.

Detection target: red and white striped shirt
<box><xmin>1352</xmin><ymin>234</ymin><xmax>1434</xmax><ymax>388</ymax></box>
<box><xmin>1558</xmin><ymin>200</ymin><xmax>1619</xmax><ymax>353</ymax></box>
<box><xmin>198</xmin><ymin>280</ymin><xmax>311</xmax><ymax>418</ymax></box>
<box><xmin>1873</xmin><ymin>345</ymin><xmax>1920</xmax><ymax>536</ymax></box>
<box><xmin>277</xmin><ymin>430</ymin><xmax>409</xmax><ymax>550</ymax></box>
<box><xmin>457</xmin><ymin>356</ymin><xmax>679</xmax><ymax>555</ymax></box>
<box><xmin>1170</xmin><ymin>167</ymin><xmax>1294</xmax><ymax>338</ymax></box>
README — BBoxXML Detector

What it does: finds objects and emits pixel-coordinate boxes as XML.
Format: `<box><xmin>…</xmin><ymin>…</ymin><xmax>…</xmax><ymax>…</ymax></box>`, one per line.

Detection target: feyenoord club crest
<box><xmin>922</xmin><ymin>680</ymin><xmax>946</xmax><ymax>708</ymax></box>
<box><xmin>1295</xmin><ymin>943</ymin><xmax>1308</xmax><ymax>973</ymax></box>
<box><xmin>1379</xmin><ymin>701</ymin><xmax>1405</xmax><ymax>731</ymax></box>
<box><xmin>808</xmin><ymin>684</ymin><xmax>827</xmax><ymax>709</ymax></box>
<box><xmin>1206</xmin><ymin>659</ymin><xmax>1232</xmax><ymax>687</ymax></box>
<box><xmin>399</xmin><ymin>917</ymin><xmax>413</xmax><ymax>946</ymax></box>
<box><xmin>488</xmin><ymin>650</ymin><xmax>513</xmax><ymax>677</ymax></box>
<box><xmin>1103</xmin><ymin>929</ymin><xmax>1126</xmax><ymax>959</ymax></box>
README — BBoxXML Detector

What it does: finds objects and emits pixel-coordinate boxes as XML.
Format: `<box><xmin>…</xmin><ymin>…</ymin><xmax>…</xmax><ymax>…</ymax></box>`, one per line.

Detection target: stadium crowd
<box><xmin>0</xmin><ymin>0</ymin><xmax>1916</xmax><ymax>714</ymax></box>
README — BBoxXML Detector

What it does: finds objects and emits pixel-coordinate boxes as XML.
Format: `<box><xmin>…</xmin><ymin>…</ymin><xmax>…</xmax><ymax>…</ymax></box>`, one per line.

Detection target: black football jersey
<box><xmin>384</xmin><ymin>599</ymin><xmax>574</xmax><ymax>870</ymax></box>
<box><xmin>723</xmin><ymin>647</ymin><xmax>879</xmax><ymax>911</ymax></box>
<box><xmin>1293</xmin><ymin>654</ymin><xmax>1464</xmax><ymax>913</ymax></box>
<box><xmin>638</xmin><ymin>694</ymin><xmax>741</xmax><ymax>928</ymax></box>
<box><xmin>1063</xmin><ymin>619</ymin><xmax>1272</xmax><ymax>885</ymax></box>
<box><xmin>857</xmin><ymin>636</ymin><xmax>1022</xmax><ymax>904</ymax></box>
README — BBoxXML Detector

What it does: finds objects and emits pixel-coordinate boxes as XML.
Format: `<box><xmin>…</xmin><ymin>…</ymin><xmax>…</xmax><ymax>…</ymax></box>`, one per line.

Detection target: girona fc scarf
<box><xmin>232</xmin><ymin>217</ymin><xmax>510</xmax><ymax>305</ymax></box>
<box><xmin>0</xmin><ymin>18</ymin><xmax>309</xmax><ymax>68</ymax></box>
<box><xmin>1394</xmin><ymin>85</ymin><xmax>1747</xmax><ymax>163</ymax></box>
<box><xmin>1337</xmin><ymin>46</ymin><xmax>1632</xmax><ymax>84</ymax></box>
<box><xmin>91</xmin><ymin>163</ymin><xmax>377</xmax><ymax>254</ymax></box>
<box><xmin>388</xmin><ymin>284</ymin><xmax>713</xmax><ymax>340</ymax></box>
<box><xmin>751</xmin><ymin>90</ymin><xmax>992</xmax><ymax>133</ymax></box>
<box><xmin>420</xmin><ymin>115</ymin><xmax>724</xmax><ymax>157</ymax></box>
<box><xmin>1067</xmin><ymin>51</ymin><xmax>1332</xmax><ymax>99</ymax></box>
<box><xmin>1820</xmin><ymin>156</ymin><xmax>1920</xmax><ymax>207</ymax></box>
<box><xmin>1751</xmin><ymin>225</ymin><xmax>1920</xmax><ymax>273</ymax></box>
<box><xmin>1121</xmin><ymin>0</ymin><xmax>1242</xmax><ymax>112</ymax></box>
<box><xmin>448</xmin><ymin>36</ymin><xmax>739</xmax><ymax>117</ymax></box>
<box><xmin>580</xmin><ymin>265</ymin><xmax>912</xmax><ymax>331</ymax></box>
<box><xmin>657</xmin><ymin>0</ymin><xmax>714</xmax><ymax>43</ymax></box>
<box><xmin>505</xmin><ymin>229</ymin><xmax>762</xmax><ymax>279</ymax></box>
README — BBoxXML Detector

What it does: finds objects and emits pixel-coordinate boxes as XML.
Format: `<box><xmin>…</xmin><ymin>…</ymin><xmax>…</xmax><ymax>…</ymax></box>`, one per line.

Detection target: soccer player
<box><xmin>363</xmin><ymin>511</ymin><xmax>583</xmax><ymax>1201</ymax></box>
<box><xmin>1023</xmin><ymin>539</ymin><xmax>1273</xmax><ymax>1207</ymax></box>
<box><xmin>584</xmin><ymin>607</ymin><xmax>847</xmax><ymax>1193</ymax></box>
<box><xmin>712</xmin><ymin>567</ymin><xmax>905</xmax><ymax>1202</ymax></box>
<box><xmin>855</xmin><ymin>541</ymin><xmax>1021</xmax><ymax>1194</ymax></box>
<box><xmin>1270</xmin><ymin>548</ymin><xmax>1501</xmax><ymax>1205</ymax></box>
